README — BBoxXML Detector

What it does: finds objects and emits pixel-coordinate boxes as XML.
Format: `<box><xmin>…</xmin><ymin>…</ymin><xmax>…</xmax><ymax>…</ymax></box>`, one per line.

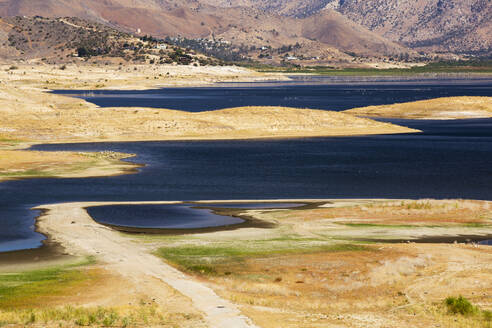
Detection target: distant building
<box><xmin>286</xmin><ymin>56</ymin><xmax>298</xmax><ymax>61</ymax></box>
<box><xmin>156</xmin><ymin>44</ymin><xmax>167</xmax><ymax>50</ymax></box>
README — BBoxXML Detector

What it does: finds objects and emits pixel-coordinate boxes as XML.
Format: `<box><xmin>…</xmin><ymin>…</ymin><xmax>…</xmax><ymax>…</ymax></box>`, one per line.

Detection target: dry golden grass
<box><xmin>150</xmin><ymin>199</ymin><xmax>492</xmax><ymax>328</ymax></box>
<box><xmin>0</xmin><ymin>63</ymin><xmax>267</xmax><ymax>90</ymax></box>
<box><xmin>0</xmin><ymin>259</ymin><xmax>206</xmax><ymax>327</ymax></box>
<box><xmin>173</xmin><ymin>243</ymin><xmax>492</xmax><ymax>328</ymax></box>
<box><xmin>297</xmin><ymin>199</ymin><xmax>492</xmax><ymax>225</ymax></box>
<box><xmin>344</xmin><ymin>96</ymin><xmax>492</xmax><ymax>119</ymax></box>
<box><xmin>0</xmin><ymin>83</ymin><xmax>418</xmax><ymax>144</ymax></box>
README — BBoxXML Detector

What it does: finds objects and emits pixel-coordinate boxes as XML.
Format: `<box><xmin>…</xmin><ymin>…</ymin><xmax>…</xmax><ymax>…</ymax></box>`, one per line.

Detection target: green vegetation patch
<box><xmin>0</xmin><ymin>304</ymin><xmax>177</xmax><ymax>327</ymax></box>
<box><xmin>0</xmin><ymin>160</ymin><xmax>101</xmax><ymax>179</ymax></box>
<box><xmin>343</xmin><ymin>223</ymin><xmax>417</xmax><ymax>228</ymax></box>
<box><xmin>0</xmin><ymin>169</ymin><xmax>53</xmax><ymax>178</ymax></box>
<box><xmin>155</xmin><ymin>240</ymin><xmax>371</xmax><ymax>275</ymax></box>
<box><xmin>445</xmin><ymin>296</ymin><xmax>479</xmax><ymax>315</ymax></box>
<box><xmin>0</xmin><ymin>138</ymin><xmax>22</xmax><ymax>146</ymax></box>
<box><xmin>0</xmin><ymin>257</ymin><xmax>96</xmax><ymax>309</ymax></box>
<box><xmin>444</xmin><ymin>295</ymin><xmax>492</xmax><ymax>326</ymax></box>
<box><xmin>249</xmin><ymin>60</ymin><xmax>492</xmax><ymax>76</ymax></box>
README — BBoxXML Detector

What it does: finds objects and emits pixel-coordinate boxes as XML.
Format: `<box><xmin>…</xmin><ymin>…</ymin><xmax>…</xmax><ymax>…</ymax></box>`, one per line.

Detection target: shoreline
<box><xmin>28</xmin><ymin>201</ymin><xmax>261</xmax><ymax>328</ymax></box>
<box><xmin>0</xmin><ymin>148</ymin><xmax>144</xmax><ymax>183</ymax></box>
<box><xmin>2</xmin><ymin>198</ymin><xmax>491</xmax><ymax>262</ymax></box>
<box><xmin>0</xmin><ymin>119</ymin><xmax>421</xmax><ymax>183</ymax></box>
<box><xmin>2</xmin><ymin>198</ymin><xmax>491</xmax><ymax>327</ymax></box>
<box><xmin>49</xmin><ymin>73</ymin><xmax>492</xmax><ymax>92</ymax></box>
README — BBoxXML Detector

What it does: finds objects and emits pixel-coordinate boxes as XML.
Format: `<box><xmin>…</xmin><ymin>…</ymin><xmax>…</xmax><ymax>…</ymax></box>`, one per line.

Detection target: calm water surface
<box><xmin>202</xmin><ymin>203</ymin><xmax>305</xmax><ymax>209</ymax></box>
<box><xmin>1</xmin><ymin>118</ymin><xmax>491</xmax><ymax>252</ymax></box>
<box><xmin>87</xmin><ymin>204</ymin><xmax>244</xmax><ymax>229</ymax></box>
<box><xmin>53</xmin><ymin>77</ymin><xmax>492</xmax><ymax>111</ymax></box>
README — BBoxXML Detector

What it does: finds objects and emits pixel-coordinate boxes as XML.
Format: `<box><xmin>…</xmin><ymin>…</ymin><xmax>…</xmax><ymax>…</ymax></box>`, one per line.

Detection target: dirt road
<box><xmin>36</xmin><ymin>201</ymin><xmax>258</xmax><ymax>328</ymax></box>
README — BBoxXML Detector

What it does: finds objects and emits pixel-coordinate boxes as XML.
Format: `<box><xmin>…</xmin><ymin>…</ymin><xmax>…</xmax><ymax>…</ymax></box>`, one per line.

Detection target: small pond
<box><xmin>86</xmin><ymin>204</ymin><xmax>244</xmax><ymax>229</ymax></box>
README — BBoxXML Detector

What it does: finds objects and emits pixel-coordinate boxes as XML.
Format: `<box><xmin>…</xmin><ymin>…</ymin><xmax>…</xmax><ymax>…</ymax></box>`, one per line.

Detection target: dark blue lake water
<box><xmin>2</xmin><ymin>118</ymin><xmax>491</xmax><ymax>252</ymax></box>
<box><xmin>2</xmin><ymin>78</ymin><xmax>492</xmax><ymax>252</ymax></box>
<box><xmin>87</xmin><ymin>204</ymin><xmax>244</xmax><ymax>229</ymax></box>
<box><xmin>53</xmin><ymin>76</ymin><xmax>492</xmax><ymax>111</ymax></box>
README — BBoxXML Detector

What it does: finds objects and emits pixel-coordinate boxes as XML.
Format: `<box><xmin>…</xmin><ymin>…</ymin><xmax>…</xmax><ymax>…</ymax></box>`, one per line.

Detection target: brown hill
<box><xmin>0</xmin><ymin>16</ymin><xmax>220</xmax><ymax>64</ymax></box>
<box><xmin>335</xmin><ymin>0</ymin><xmax>492</xmax><ymax>56</ymax></box>
<box><xmin>300</xmin><ymin>10</ymin><xmax>407</xmax><ymax>57</ymax></box>
<box><xmin>204</xmin><ymin>0</ymin><xmax>492</xmax><ymax>56</ymax></box>
<box><xmin>0</xmin><ymin>0</ymin><xmax>413</xmax><ymax>65</ymax></box>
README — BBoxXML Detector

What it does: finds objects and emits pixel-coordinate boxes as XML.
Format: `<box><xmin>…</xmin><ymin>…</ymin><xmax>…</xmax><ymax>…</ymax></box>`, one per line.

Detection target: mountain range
<box><xmin>0</xmin><ymin>0</ymin><xmax>490</xmax><ymax>64</ymax></box>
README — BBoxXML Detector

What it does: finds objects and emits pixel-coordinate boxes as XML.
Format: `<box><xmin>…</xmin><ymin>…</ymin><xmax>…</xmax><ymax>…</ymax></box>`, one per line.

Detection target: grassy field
<box><xmin>0</xmin><ymin>256</ymin><xmax>198</xmax><ymax>327</ymax></box>
<box><xmin>148</xmin><ymin>199</ymin><xmax>492</xmax><ymax>328</ymax></box>
<box><xmin>0</xmin><ymin>257</ymin><xmax>97</xmax><ymax>309</ymax></box>
<box><xmin>248</xmin><ymin>60</ymin><xmax>492</xmax><ymax>75</ymax></box>
<box><xmin>155</xmin><ymin>238</ymin><xmax>370</xmax><ymax>275</ymax></box>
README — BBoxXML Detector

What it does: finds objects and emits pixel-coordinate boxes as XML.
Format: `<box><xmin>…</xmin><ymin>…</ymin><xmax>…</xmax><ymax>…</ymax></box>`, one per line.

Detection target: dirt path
<box><xmin>35</xmin><ymin>202</ymin><xmax>258</xmax><ymax>328</ymax></box>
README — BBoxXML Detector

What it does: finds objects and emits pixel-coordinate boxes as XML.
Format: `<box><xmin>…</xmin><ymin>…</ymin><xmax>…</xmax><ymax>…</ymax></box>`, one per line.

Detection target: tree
<box><xmin>77</xmin><ymin>47</ymin><xmax>89</xmax><ymax>57</ymax></box>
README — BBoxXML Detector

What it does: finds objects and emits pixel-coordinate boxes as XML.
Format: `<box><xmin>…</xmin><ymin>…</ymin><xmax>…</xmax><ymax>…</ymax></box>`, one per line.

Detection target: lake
<box><xmin>53</xmin><ymin>76</ymin><xmax>492</xmax><ymax>111</ymax></box>
<box><xmin>1</xmin><ymin>78</ymin><xmax>492</xmax><ymax>252</ymax></box>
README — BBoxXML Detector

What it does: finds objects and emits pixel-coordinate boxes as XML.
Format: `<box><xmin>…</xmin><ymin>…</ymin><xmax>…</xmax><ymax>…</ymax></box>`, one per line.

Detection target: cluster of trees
<box><xmin>276</xmin><ymin>43</ymin><xmax>301</xmax><ymax>54</ymax></box>
<box><xmin>164</xmin><ymin>36</ymin><xmax>246</xmax><ymax>62</ymax></box>
<box><xmin>168</xmin><ymin>48</ymin><xmax>193</xmax><ymax>65</ymax></box>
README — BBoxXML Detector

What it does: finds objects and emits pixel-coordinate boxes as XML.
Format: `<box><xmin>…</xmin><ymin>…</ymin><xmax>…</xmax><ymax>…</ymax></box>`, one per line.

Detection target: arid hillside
<box><xmin>0</xmin><ymin>0</ymin><xmax>416</xmax><ymax>65</ymax></box>
<box><xmin>234</xmin><ymin>0</ymin><xmax>492</xmax><ymax>56</ymax></box>
<box><xmin>1</xmin><ymin>0</ymin><xmax>490</xmax><ymax>62</ymax></box>
<box><xmin>335</xmin><ymin>0</ymin><xmax>492</xmax><ymax>56</ymax></box>
<box><xmin>0</xmin><ymin>16</ymin><xmax>221</xmax><ymax>65</ymax></box>
<box><xmin>202</xmin><ymin>0</ymin><xmax>492</xmax><ymax>56</ymax></box>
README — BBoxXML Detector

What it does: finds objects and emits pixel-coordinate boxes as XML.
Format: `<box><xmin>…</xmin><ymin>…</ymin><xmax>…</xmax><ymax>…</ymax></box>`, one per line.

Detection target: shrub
<box><xmin>445</xmin><ymin>296</ymin><xmax>478</xmax><ymax>315</ymax></box>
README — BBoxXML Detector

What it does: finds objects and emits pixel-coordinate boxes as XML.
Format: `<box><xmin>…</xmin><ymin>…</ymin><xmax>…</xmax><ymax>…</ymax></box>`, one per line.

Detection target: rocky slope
<box><xmin>335</xmin><ymin>0</ymin><xmax>492</xmax><ymax>55</ymax></box>
<box><xmin>0</xmin><ymin>16</ymin><xmax>221</xmax><ymax>64</ymax></box>
<box><xmin>0</xmin><ymin>0</ymin><xmax>414</xmax><ymax>65</ymax></box>
<box><xmin>202</xmin><ymin>0</ymin><xmax>492</xmax><ymax>56</ymax></box>
<box><xmin>1</xmin><ymin>0</ymin><xmax>489</xmax><ymax>61</ymax></box>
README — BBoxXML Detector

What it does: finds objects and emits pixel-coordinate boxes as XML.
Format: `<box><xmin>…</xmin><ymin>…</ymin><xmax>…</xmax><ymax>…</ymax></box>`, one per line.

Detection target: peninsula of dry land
<box><xmin>344</xmin><ymin>96</ymin><xmax>492</xmax><ymax>119</ymax></box>
<box><xmin>0</xmin><ymin>64</ymin><xmax>419</xmax><ymax>181</ymax></box>
<box><xmin>1</xmin><ymin>199</ymin><xmax>489</xmax><ymax>328</ymax></box>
